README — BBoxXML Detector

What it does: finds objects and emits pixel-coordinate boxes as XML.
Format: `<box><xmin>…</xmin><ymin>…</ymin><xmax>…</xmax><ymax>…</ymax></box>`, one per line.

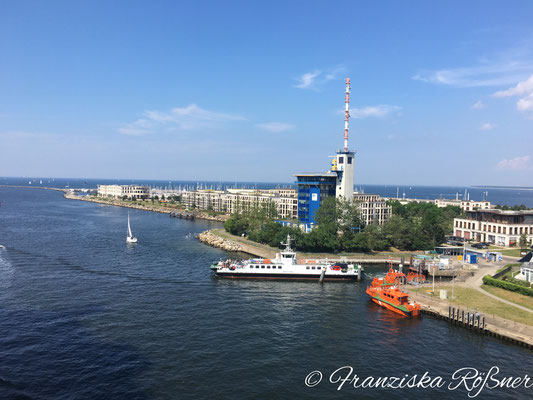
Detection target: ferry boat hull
<box><xmin>215</xmin><ymin>271</ymin><xmax>359</xmax><ymax>281</ymax></box>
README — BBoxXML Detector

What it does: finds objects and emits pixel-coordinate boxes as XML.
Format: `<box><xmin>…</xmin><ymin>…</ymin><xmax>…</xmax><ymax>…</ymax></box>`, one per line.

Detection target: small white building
<box><xmin>435</xmin><ymin>199</ymin><xmax>491</xmax><ymax>211</ymax></box>
<box><xmin>515</xmin><ymin>262</ymin><xmax>533</xmax><ymax>283</ymax></box>
<box><xmin>97</xmin><ymin>185</ymin><xmax>150</xmax><ymax>200</ymax></box>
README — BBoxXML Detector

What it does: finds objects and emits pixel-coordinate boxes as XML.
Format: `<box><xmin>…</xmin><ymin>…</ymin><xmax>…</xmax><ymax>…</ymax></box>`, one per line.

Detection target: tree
<box><xmin>519</xmin><ymin>234</ymin><xmax>528</xmax><ymax>249</ymax></box>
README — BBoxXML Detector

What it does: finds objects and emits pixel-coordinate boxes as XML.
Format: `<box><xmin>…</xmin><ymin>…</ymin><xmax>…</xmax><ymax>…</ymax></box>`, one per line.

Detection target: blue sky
<box><xmin>1</xmin><ymin>1</ymin><xmax>532</xmax><ymax>186</ymax></box>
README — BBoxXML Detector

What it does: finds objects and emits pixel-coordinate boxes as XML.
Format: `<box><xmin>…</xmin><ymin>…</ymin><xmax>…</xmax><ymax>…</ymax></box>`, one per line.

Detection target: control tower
<box><xmin>331</xmin><ymin>78</ymin><xmax>355</xmax><ymax>199</ymax></box>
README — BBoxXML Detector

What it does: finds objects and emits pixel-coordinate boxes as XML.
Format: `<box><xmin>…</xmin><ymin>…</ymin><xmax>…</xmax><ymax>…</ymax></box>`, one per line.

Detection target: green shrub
<box><xmin>483</xmin><ymin>275</ymin><xmax>533</xmax><ymax>297</ymax></box>
<box><xmin>505</xmin><ymin>276</ymin><xmax>531</xmax><ymax>287</ymax></box>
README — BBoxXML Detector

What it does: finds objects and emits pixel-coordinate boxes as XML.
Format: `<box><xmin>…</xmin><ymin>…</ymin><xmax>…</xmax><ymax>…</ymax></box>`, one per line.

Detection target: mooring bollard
<box><xmin>319</xmin><ymin>267</ymin><xmax>326</xmax><ymax>284</ymax></box>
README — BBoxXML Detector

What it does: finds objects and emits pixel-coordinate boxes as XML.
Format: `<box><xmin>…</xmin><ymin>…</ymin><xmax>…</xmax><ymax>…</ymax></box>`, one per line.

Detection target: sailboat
<box><xmin>126</xmin><ymin>212</ymin><xmax>138</xmax><ymax>243</ymax></box>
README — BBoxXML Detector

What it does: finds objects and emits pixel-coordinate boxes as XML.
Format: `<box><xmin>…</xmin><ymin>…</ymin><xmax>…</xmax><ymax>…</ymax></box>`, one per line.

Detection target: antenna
<box><xmin>344</xmin><ymin>77</ymin><xmax>351</xmax><ymax>152</ymax></box>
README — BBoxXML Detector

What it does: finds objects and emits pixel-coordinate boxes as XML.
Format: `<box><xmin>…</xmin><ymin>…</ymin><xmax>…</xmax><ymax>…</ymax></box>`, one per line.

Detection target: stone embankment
<box><xmin>64</xmin><ymin>193</ymin><xmax>228</xmax><ymax>222</ymax></box>
<box><xmin>196</xmin><ymin>230</ymin><xmax>244</xmax><ymax>252</ymax></box>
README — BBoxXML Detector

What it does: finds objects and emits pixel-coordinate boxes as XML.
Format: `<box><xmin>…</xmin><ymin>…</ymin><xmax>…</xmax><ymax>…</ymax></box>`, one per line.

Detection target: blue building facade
<box><xmin>294</xmin><ymin>173</ymin><xmax>337</xmax><ymax>224</ymax></box>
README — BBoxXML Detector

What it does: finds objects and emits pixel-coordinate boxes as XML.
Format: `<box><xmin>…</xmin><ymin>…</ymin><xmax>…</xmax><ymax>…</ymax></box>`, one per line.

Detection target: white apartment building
<box><xmin>97</xmin><ymin>185</ymin><xmax>150</xmax><ymax>200</ymax></box>
<box><xmin>435</xmin><ymin>198</ymin><xmax>491</xmax><ymax>211</ymax></box>
<box><xmin>454</xmin><ymin>209</ymin><xmax>533</xmax><ymax>247</ymax></box>
<box><xmin>181</xmin><ymin>189</ymin><xmax>298</xmax><ymax>219</ymax></box>
<box><xmin>353</xmin><ymin>193</ymin><xmax>392</xmax><ymax>225</ymax></box>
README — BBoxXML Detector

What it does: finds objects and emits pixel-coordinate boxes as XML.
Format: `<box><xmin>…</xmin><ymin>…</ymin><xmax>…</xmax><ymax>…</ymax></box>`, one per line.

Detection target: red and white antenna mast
<box><xmin>344</xmin><ymin>77</ymin><xmax>351</xmax><ymax>152</ymax></box>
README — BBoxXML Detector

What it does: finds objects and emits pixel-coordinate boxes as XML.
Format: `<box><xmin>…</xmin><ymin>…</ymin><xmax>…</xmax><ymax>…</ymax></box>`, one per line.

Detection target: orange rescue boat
<box><xmin>366</xmin><ymin>267</ymin><xmax>421</xmax><ymax>317</ymax></box>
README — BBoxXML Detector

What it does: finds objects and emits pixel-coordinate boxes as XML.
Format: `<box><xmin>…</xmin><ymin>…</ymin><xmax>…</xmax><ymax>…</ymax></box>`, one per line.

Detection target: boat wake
<box><xmin>0</xmin><ymin>247</ymin><xmax>14</xmax><ymax>289</ymax></box>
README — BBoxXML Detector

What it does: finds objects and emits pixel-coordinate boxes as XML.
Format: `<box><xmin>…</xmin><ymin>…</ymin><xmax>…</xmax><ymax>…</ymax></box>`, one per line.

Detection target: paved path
<box><xmin>462</xmin><ymin>262</ymin><xmax>533</xmax><ymax>314</ymax></box>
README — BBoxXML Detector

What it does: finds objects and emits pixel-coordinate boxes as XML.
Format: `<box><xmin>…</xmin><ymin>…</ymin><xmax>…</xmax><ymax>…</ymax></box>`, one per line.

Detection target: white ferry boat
<box><xmin>211</xmin><ymin>235</ymin><xmax>363</xmax><ymax>281</ymax></box>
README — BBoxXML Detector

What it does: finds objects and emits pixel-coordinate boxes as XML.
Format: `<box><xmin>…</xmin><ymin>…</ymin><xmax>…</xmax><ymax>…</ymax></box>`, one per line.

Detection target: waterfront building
<box><xmin>294</xmin><ymin>173</ymin><xmax>337</xmax><ymax>224</ymax></box>
<box><xmin>353</xmin><ymin>193</ymin><xmax>392</xmax><ymax>226</ymax></box>
<box><xmin>293</xmin><ymin>78</ymin><xmax>391</xmax><ymax>228</ymax></box>
<box><xmin>97</xmin><ymin>185</ymin><xmax>150</xmax><ymax>200</ymax></box>
<box><xmin>453</xmin><ymin>209</ymin><xmax>533</xmax><ymax>246</ymax></box>
<box><xmin>435</xmin><ymin>198</ymin><xmax>491</xmax><ymax>211</ymax></box>
<box><xmin>180</xmin><ymin>189</ymin><xmax>298</xmax><ymax>219</ymax></box>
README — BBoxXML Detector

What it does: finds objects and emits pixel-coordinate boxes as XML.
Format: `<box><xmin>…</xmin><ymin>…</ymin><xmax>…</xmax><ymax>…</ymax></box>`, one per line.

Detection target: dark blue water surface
<box><xmin>0</xmin><ymin>187</ymin><xmax>531</xmax><ymax>399</ymax></box>
<box><xmin>2</xmin><ymin>176</ymin><xmax>533</xmax><ymax>207</ymax></box>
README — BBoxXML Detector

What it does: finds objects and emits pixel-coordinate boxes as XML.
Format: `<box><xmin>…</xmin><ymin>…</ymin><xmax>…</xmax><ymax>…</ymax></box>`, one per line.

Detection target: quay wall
<box><xmin>406</xmin><ymin>289</ymin><xmax>533</xmax><ymax>348</ymax></box>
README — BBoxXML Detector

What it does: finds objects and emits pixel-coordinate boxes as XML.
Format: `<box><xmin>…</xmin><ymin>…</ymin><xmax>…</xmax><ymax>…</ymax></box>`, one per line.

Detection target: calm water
<box><xmin>2</xmin><ymin>177</ymin><xmax>533</xmax><ymax>207</ymax></box>
<box><xmin>0</xmin><ymin>187</ymin><xmax>531</xmax><ymax>399</ymax></box>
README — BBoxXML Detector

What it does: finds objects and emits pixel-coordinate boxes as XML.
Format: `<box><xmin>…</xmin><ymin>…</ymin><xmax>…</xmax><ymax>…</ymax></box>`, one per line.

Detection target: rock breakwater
<box><xmin>196</xmin><ymin>230</ymin><xmax>244</xmax><ymax>252</ymax></box>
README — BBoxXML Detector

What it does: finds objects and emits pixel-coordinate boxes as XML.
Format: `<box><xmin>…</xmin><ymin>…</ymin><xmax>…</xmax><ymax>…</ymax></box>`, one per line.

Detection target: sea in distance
<box><xmin>2</xmin><ymin>176</ymin><xmax>533</xmax><ymax>207</ymax></box>
<box><xmin>0</xmin><ymin>183</ymin><xmax>532</xmax><ymax>399</ymax></box>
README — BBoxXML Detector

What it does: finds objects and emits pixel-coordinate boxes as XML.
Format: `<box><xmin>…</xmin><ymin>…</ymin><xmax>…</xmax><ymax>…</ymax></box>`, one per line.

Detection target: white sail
<box><xmin>126</xmin><ymin>213</ymin><xmax>137</xmax><ymax>242</ymax></box>
<box><xmin>127</xmin><ymin>213</ymin><xmax>133</xmax><ymax>237</ymax></box>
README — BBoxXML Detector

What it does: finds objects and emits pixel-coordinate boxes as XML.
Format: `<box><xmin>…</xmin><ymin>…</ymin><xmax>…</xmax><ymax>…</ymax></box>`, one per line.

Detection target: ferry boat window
<box><xmin>279</xmin><ymin>266</ymin><xmax>282</xmax><ymax>269</ymax></box>
<box><xmin>267</xmin><ymin>266</ymin><xmax>270</xmax><ymax>269</ymax></box>
<box><xmin>311</xmin><ymin>267</ymin><xmax>315</xmax><ymax>270</ymax></box>
<box><xmin>256</xmin><ymin>266</ymin><xmax>259</xmax><ymax>269</ymax></box>
<box><xmin>261</xmin><ymin>266</ymin><xmax>265</xmax><ymax>269</ymax></box>
<box><xmin>306</xmin><ymin>266</ymin><xmax>310</xmax><ymax>269</ymax></box>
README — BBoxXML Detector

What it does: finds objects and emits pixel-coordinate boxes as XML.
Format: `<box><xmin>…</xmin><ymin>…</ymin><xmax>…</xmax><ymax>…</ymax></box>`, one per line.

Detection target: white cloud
<box><xmin>517</xmin><ymin>92</ymin><xmax>533</xmax><ymax>111</ymax></box>
<box><xmin>492</xmin><ymin>75</ymin><xmax>533</xmax><ymax>113</ymax></box>
<box><xmin>118</xmin><ymin>104</ymin><xmax>245</xmax><ymax>135</ymax></box>
<box><xmin>294</xmin><ymin>66</ymin><xmax>346</xmax><ymax>89</ymax></box>
<box><xmin>480</xmin><ymin>123</ymin><xmax>495</xmax><ymax>131</ymax></box>
<box><xmin>493</xmin><ymin>75</ymin><xmax>533</xmax><ymax>97</ymax></box>
<box><xmin>412</xmin><ymin>62</ymin><xmax>533</xmax><ymax>88</ymax></box>
<box><xmin>349</xmin><ymin>105</ymin><xmax>402</xmax><ymax>119</ymax></box>
<box><xmin>294</xmin><ymin>70</ymin><xmax>321</xmax><ymax>89</ymax></box>
<box><xmin>255</xmin><ymin>122</ymin><xmax>294</xmax><ymax>133</ymax></box>
<box><xmin>496</xmin><ymin>155</ymin><xmax>531</xmax><ymax>170</ymax></box>
<box><xmin>472</xmin><ymin>100</ymin><xmax>484</xmax><ymax>109</ymax></box>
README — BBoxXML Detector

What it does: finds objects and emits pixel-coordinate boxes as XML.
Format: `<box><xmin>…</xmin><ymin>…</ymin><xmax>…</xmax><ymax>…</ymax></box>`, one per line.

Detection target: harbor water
<box><xmin>0</xmin><ymin>187</ymin><xmax>531</xmax><ymax>399</ymax></box>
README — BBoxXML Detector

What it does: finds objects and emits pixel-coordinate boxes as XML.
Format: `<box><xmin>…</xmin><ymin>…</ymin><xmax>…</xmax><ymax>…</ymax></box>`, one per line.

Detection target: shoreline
<box><xmin>64</xmin><ymin>193</ymin><xmax>229</xmax><ymax>222</ymax></box>
<box><xmin>0</xmin><ymin>185</ymin><xmax>228</xmax><ymax>223</ymax></box>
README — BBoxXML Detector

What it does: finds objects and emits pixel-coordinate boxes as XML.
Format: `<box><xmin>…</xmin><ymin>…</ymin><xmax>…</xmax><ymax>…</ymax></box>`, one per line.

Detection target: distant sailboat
<box><xmin>126</xmin><ymin>212</ymin><xmax>138</xmax><ymax>243</ymax></box>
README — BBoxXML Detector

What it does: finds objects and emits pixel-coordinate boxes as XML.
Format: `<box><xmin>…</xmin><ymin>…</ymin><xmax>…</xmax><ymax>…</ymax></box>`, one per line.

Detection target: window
<box><xmin>311</xmin><ymin>266</ymin><xmax>315</xmax><ymax>270</ymax></box>
<box><xmin>348</xmin><ymin>157</ymin><xmax>352</xmax><ymax>164</ymax></box>
<box><xmin>256</xmin><ymin>266</ymin><xmax>259</xmax><ymax>269</ymax></box>
<box><xmin>338</xmin><ymin>157</ymin><xmax>344</xmax><ymax>164</ymax></box>
<box><xmin>267</xmin><ymin>266</ymin><xmax>271</xmax><ymax>269</ymax></box>
<box><xmin>261</xmin><ymin>266</ymin><xmax>265</xmax><ymax>269</ymax></box>
<box><xmin>306</xmin><ymin>266</ymin><xmax>310</xmax><ymax>270</ymax></box>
